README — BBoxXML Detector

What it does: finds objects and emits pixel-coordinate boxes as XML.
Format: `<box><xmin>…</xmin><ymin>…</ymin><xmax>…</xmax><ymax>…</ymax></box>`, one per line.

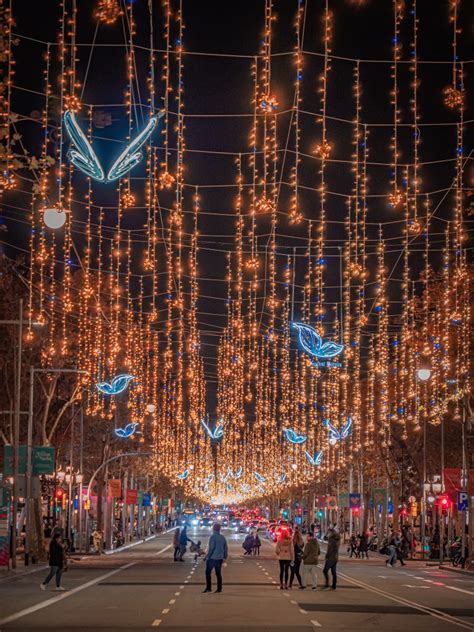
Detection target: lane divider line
<box><xmin>0</xmin><ymin>543</ymin><xmax>172</xmax><ymax>627</ymax></box>
<box><xmin>338</xmin><ymin>570</ymin><xmax>474</xmax><ymax>631</ymax></box>
<box><xmin>311</xmin><ymin>619</ymin><xmax>322</xmax><ymax>627</ymax></box>
<box><xmin>161</xmin><ymin>608</ymin><xmax>170</xmax><ymax>614</ymax></box>
<box><xmin>152</xmin><ymin>619</ymin><xmax>162</xmax><ymax>627</ymax></box>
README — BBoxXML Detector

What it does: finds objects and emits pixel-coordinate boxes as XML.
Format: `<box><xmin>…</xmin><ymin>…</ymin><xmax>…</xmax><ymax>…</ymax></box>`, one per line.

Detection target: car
<box><xmin>200</xmin><ymin>517</ymin><xmax>212</xmax><ymax>527</ymax></box>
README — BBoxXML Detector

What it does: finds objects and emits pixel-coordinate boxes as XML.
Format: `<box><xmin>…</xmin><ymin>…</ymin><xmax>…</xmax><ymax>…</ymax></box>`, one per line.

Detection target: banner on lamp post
<box><xmin>108</xmin><ymin>479</ymin><xmax>122</xmax><ymax>498</ymax></box>
<box><xmin>125</xmin><ymin>488</ymin><xmax>138</xmax><ymax>504</ymax></box>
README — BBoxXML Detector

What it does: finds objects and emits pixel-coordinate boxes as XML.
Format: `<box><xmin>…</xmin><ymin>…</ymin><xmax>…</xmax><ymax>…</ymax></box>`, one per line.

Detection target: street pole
<box><xmin>67</xmin><ymin>406</ymin><xmax>74</xmax><ymax>547</ymax></box>
<box><xmin>440</xmin><ymin>415</ymin><xmax>445</xmax><ymax>564</ymax></box>
<box><xmin>25</xmin><ymin>367</ymin><xmax>34</xmax><ymax>566</ymax></box>
<box><xmin>421</xmin><ymin>415</ymin><xmax>427</xmax><ymax>561</ymax></box>
<box><xmin>12</xmin><ymin>299</ymin><xmax>23</xmax><ymax>569</ymax></box>
<box><xmin>78</xmin><ymin>406</ymin><xmax>84</xmax><ymax>552</ymax></box>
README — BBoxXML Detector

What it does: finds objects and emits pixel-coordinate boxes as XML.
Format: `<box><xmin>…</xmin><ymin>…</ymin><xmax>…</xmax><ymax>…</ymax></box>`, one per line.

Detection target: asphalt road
<box><xmin>1</xmin><ymin>527</ymin><xmax>473</xmax><ymax>632</ymax></box>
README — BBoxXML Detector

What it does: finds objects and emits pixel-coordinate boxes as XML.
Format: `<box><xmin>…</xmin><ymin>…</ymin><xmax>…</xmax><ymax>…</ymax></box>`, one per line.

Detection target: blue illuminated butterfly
<box><xmin>305</xmin><ymin>449</ymin><xmax>324</xmax><ymax>466</ymax></box>
<box><xmin>64</xmin><ymin>110</ymin><xmax>162</xmax><ymax>182</ymax></box>
<box><xmin>230</xmin><ymin>466</ymin><xmax>243</xmax><ymax>480</ymax></box>
<box><xmin>200</xmin><ymin>419</ymin><xmax>224</xmax><ymax>440</ymax></box>
<box><xmin>226</xmin><ymin>483</ymin><xmax>234</xmax><ymax>492</ymax></box>
<box><xmin>114</xmin><ymin>422</ymin><xmax>139</xmax><ymax>438</ymax></box>
<box><xmin>283</xmin><ymin>428</ymin><xmax>307</xmax><ymax>444</ymax></box>
<box><xmin>254</xmin><ymin>472</ymin><xmax>266</xmax><ymax>483</ymax></box>
<box><xmin>324</xmin><ymin>417</ymin><xmax>352</xmax><ymax>445</ymax></box>
<box><xmin>177</xmin><ymin>469</ymin><xmax>190</xmax><ymax>480</ymax></box>
<box><xmin>292</xmin><ymin>322</ymin><xmax>344</xmax><ymax>359</ymax></box>
<box><xmin>96</xmin><ymin>374</ymin><xmax>134</xmax><ymax>395</ymax></box>
<box><xmin>275</xmin><ymin>472</ymin><xmax>287</xmax><ymax>483</ymax></box>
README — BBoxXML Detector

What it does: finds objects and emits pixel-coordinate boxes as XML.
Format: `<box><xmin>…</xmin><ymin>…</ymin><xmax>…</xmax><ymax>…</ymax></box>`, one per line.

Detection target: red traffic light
<box><xmin>54</xmin><ymin>488</ymin><xmax>64</xmax><ymax>499</ymax></box>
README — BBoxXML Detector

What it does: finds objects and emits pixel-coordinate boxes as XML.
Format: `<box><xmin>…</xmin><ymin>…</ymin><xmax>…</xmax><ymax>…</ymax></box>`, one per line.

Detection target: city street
<box><xmin>1</xmin><ymin>528</ymin><xmax>473</xmax><ymax>632</ymax></box>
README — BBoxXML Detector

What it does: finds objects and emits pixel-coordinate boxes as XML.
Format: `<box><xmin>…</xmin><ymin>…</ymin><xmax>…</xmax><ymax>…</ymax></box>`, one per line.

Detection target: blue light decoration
<box><xmin>283</xmin><ymin>428</ymin><xmax>307</xmax><ymax>444</ymax></box>
<box><xmin>63</xmin><ymin>110</ymin><xmax>162</xmax><ymax>182</ymax></box>
<box><xmin>292</xmin><ymin>322</ymin><xmax>344</xmax><ymax>367</ymax></box>
<box><xmin>254</xmin><ymin>472</ymin><xmax>266</xmax><ymax>483</ymax></box>
<box><xmin>226</xmin><ymin>483</ymin><xmax>234</xmax><ymax>492</ymax></box>
<box><xmin>275</xmin><ymin>472</ymin><xmax>287</xmax><ymax>484</ymax></box>
<box><xmin>200</xmin><ymin>419</ymin><xmax>224</xmax><ymax>440</ymax></box>
<box><xmin>114</xmin><ymin>422</ymin><xmax>139</xmax><ymax>438</ymax></box>
<box><xmin>324</xmin><ymin>417</ymin><xmax>352</xmax><ymax>446</ymax></box>
<box><xmin>232</xmin><ymin>466</ymin><xmax>243</xmax><ymax>480</ymax></box>
<box><xmin>177</xmin><ymin>469</ymin><xmax>190</xmax><ymax>480</ymax></box>
<box><xmin>305</xmin><ymin>450</ymin><xmax>324</xmax><ymax>466</ymax></box>
<box><xmin>96</xmin><ymin>374</ymin><xmax>134</xmax><ymax>395</ymax></box>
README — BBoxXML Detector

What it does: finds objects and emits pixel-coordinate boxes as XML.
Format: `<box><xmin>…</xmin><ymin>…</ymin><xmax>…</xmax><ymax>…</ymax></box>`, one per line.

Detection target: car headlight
<box><xmin>192</xmin><ymin>519</ymin><xmax>198</xmax><ymax>526</ymax></box>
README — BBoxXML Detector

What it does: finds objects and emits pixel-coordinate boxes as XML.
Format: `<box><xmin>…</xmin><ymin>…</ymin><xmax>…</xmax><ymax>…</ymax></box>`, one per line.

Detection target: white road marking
<box><xmin>152</xmin><ymin>619</ymin><xmax>162</xmax><ymax>626</ymax></box>
<box><xmin>338</xmin><ymin>570</ymin><xmax>474</xmax><ymax>631</ymax></box>
<box><xmin>169</xmin><ymin>599</ymin><xmax>176</xmax><ymax>604</ymax></box>
<box><xmin>299</xmin><ymin>609</ymin><xmax>308</xmax><ymax>614</ymax></box>
<box><xmin>283</xmin><ymin>592</ymin><xmax>290</xmax><ymax>597</ymax></box>
<box><xmin>402</xmin><ymin>584</ymin><xmax>431</xmax><ymax>589</ymax></box>
<box><xmin>161</xmin><ymin>608</ymin><xmax>170</xmax><ymax>614</ymax></box>
<box><xmin>311</xmin><ymin>620</ymin><xmax>322</xmax><ymax>627</ymax></box>
<box><xmin>179</xmin><ymin>585</ymin><xmax>185</xmax><ymax>589</ymax></box>
<box><xmin>153</xmin><ymin>544</ymin><xmax>173</xmax><ymax>557</ymax></box>
<box><xmin>0</xmin><ymin>561</ymin><xmax>137</xmax><ymax>626</ymax></box>
<box><xmin>290</xmin><ymin>600</ymin><xmax>297</xmax><ymax>604</ymax></box>
<box><xmin>445</xmin><ymin>585</ymin><xmax>474</xmax><ymax>596</ymax></box>
<box><xmin>184</xmin><ymin>580</ymin><xmax>189</xmax><ymax>583</ymax></box>
<box><xmin>175</xmin><ymin>592</ymin><xmax>181</xmax><ymax>596</ymax></box>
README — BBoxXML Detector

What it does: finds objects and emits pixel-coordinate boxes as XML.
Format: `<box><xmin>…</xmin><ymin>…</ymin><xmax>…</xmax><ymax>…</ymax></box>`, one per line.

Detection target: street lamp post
<box><xmin>24</xmin><ymin>367</ymin><xmax>88</xmax><ymax>566</ymax></box>
<box><xmin>417</xmin><ymin>365</ymin><xmax>431</xmax><ymax>561</ymax></box>
<box><xmin>0</xmin><ymin>301</ymin><xmax>43</xmax><ymax>569</ymax></box>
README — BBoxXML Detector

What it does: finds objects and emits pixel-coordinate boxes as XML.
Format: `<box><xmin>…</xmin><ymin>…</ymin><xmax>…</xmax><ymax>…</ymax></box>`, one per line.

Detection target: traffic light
<box><xmin>352</xmin><ymin>507</ymin><xmax>360</xmax><ymax>516</ymax></box>
<box><xmin>317</xmin><ymin>510</ymin><xmax>324</xmax><ymax>518</ymax></box>
<box><xmin>54</xmin><ymin>488</ymin><xmax>64</xmax><ymax>500</ymax></box>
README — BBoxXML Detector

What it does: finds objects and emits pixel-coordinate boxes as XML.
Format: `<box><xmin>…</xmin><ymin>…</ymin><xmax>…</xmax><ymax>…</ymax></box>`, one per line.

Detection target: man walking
<box><xmin>203</xmin><ymin>523</ymin><xmax>228</xmax><ymax>593</ymax></box>
<box><xmin>323</xmin><ymin>527</ymin><xmax>340</xmax><ymax>590</ymax></box>
<box><xmin>301</xmin><ymin>532</ymin><xmax>320</xmax><ymax>590</ymax></box>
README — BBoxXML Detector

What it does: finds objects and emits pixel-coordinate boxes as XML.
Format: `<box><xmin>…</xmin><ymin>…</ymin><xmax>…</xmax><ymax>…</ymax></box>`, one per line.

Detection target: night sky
<box><xmin>2</xmin><ymin>0</ymin><xmax>473</xmax><ymax>403</ymax></box>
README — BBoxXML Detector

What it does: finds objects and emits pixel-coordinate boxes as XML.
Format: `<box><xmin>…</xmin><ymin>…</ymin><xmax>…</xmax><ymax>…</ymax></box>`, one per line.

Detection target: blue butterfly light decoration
<box><xmin>177</xmin><ymin>468</ymin><xmax>191</xmax><ymax>480</ymax></box>
<box><xmin>231</xmin><ymin>466</ymin><xmax>243</xmax><ymax>480</ymax></box>
<box><xmin>200</xmin><ymin>419</ymin><xmax>224</xmax><ymax>440</ymax></box>
<box><xmin>324</xmin><ymin>417</ymin><xmax>352</xmax><ymax>445</ymax></box>
<box><xmin>305</xmin><ymin>449</ymin><xmax>324</xmax><ymax>466</ymax></box>
<box><xmin>64</xmin><ymin>110</ymin><xmax>163</xmax><ymax>182</ymax></box>
<box><xmin>96</xmin><ymin>374</ymin><xmax>134</xmax><ymax>396</ymax></box>
<box><xmin>292</xmin><ymin>322</ymin><xmax>344</xmax><ymax>360</ymax></box>
<box><xmin>254</xmin><ymin>472</ymin><xmax>266</xmax><ymax>483</ymax></box>
<box><xmin>275</xmin><ymin>472</ymin><xmax>287</xmax><ymax>484</ymax></box>
<box><xmin>283</xmin><ymin>428</ymin><xmax>307</xmax><ymax>444</ymax></box>
<box><xmin>114</xmin><ymin>422</ymin><xmax>139</xmax><ymax>439</ymax></box>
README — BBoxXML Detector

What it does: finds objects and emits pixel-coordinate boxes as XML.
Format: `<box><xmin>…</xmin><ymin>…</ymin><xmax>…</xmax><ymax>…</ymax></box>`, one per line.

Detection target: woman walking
<box><xmin>359</xmin><ymin>532</ymin><xmax>369</xmax><ymax>559</ymax></box>
<box><xmin>173</xmin><ymin>527</ymin><xmax>181</xmax><ymax>561</ymax></box>
<box><xmin>40</xmin><ymin>533</ymin><xmax>66</xmax><ymax>591</ymax></box>
<box><xmin>275</xmin><ymin>530</ymin><xmax>294</xmax><ymax>590</ymax></box>
<box><xmin>289</xmin><ymin>527</ymin><xmax>304</xmax><ymax>589</ymax></box>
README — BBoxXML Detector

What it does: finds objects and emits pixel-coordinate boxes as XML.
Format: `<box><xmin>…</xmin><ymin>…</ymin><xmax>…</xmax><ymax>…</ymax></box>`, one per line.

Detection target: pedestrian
<box><xmin>40</xmin><ymin>533</ymin><xmax>66</xmax><ymax>591</ymax></box>
<box><xmin>178</xmin><ymin>525</ymin><xmax>191</xmax><ymax>561</ymax></box>
<box><xmin>92</xmin><ymin>528</ymin><xmax>103</xmax><ymax>554</ymax></box>
<box><xmin>385</xmin><ymin>530</ymin><xmax>399</xmax><ymax>567</ymax></box>
<box><xmin>348</xmin><ymin>534</ymin><xmax>359</xmax><ymax>558</ymax></box>
<box><xmin>359</xmin><ymin>532</ymin><xmax>369</xmax><ymax>559</ymax></box>
<box><xmin>253</xmin><ymin>531</ymin><xmax>261</xmax><ymax>556</ymax></box>
<box><xmin>203</xmin><ymin>523</ymin><xmax>228</xmax><ymax>593</ymax></box>
<box><xmin>242</xmin><ymin>532</ymin><xmax>255</xmax><ymax>555</ymax></box>
<box><xmin>173</xmin><ymin>527</ymin><xmax>181</xmax><ymax>561</ymax></box>
<box><xmin>301</xmin><ymin>531</ymin><xmax>320</xmax><ymax>590</ymax></box>
<box><xmin>275</xmin><ymin>529</ymin><xmax>294</xmax><ymax>590</ymax></box>
<box><xmin>322</xmin><ymin>527</ymin><xmax>340</xmax><ymax>590</ymax></box>
<box><xmin>289</xmin><ymin>526</ymin><xmax>304</xmax><ymax>589</ymax></box>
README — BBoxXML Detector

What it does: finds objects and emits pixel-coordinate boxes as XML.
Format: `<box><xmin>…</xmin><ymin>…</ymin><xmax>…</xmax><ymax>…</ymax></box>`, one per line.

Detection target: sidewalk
<box><xmin>0</xmin><ymin>560</ymin><xmax>48</xmax><ymax>582</ymax></box>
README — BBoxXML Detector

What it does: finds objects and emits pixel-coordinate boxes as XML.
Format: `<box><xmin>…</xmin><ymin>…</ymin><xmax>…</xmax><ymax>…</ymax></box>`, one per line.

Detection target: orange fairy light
<box><xmin>95</xmin><ymin>0</ymin><xmax>122</xmax><ymax>25</ymax></box>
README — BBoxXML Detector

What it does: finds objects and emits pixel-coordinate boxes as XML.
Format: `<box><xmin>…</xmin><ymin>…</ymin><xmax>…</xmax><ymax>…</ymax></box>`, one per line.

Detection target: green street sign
<box><xmin>3</xmin><ymin>445</ymin><xmax>55</xmax><ymax>475</ymax></box>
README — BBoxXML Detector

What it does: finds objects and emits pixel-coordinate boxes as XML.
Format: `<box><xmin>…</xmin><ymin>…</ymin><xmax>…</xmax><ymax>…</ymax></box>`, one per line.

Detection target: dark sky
<box><xmin>2</xmin><ymin>0</ymin><xmax>473</xmax><ymax>399</ymax></box>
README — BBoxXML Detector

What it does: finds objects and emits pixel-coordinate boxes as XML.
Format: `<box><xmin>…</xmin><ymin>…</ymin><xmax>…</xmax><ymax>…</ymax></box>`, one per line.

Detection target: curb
<box><xmin>0</xmin><ymin>563</ymin><xmax>48</xmax><ymax>582</ymax></box>
<box><xmin>439</xmin><ymin>564</ymin><xmax>474</xmax><ymax>576</ymax></box>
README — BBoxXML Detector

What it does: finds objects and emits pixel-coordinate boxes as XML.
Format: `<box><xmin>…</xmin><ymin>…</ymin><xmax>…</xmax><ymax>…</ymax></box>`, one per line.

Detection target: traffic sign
<box><xmin>457</xmin><ymin>491</ymin><xmax>468</xmax><ymax>511</ymax></box>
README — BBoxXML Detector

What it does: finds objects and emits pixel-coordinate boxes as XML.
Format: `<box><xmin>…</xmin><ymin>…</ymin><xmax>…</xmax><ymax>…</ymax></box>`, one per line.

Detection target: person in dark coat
<box><xmin>242</xmin><ymin>532</ymin><xmax>255</xmax><ymax>555</ymax></box>
<box><xmin>203</xmin><ymin>523</ymin><xmax>228</xmax><ymax>593</ymax></box>
<box><xmin>40</xmin><ymin>533</ymin><xmax>66</xmax><ymax>591</ymax></box>
<box><xmin>323</xmin><ymin>528</ymin><xmax>340</xmax><ymax>590</ymax></box>
<box><xmin>178</xmin><ymin>525</ymin><xmax>191</xmax><ymax>561</ymax></box>
<box><xmin>359</xmin><ymin>532</ymin><xmax>369</xmax><ymax>559</ymax></box>
<box><xmin>173</xmin><ymin>527</ymin><xmax>181</xmax><ymax>561</ymax></box>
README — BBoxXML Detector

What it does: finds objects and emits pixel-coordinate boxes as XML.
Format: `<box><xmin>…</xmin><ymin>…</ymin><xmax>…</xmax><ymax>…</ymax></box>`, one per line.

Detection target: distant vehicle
<box><xmin>200</xmin><ymin>516</ymin><xmax>213</xmax><ymax>527</ymax></box>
